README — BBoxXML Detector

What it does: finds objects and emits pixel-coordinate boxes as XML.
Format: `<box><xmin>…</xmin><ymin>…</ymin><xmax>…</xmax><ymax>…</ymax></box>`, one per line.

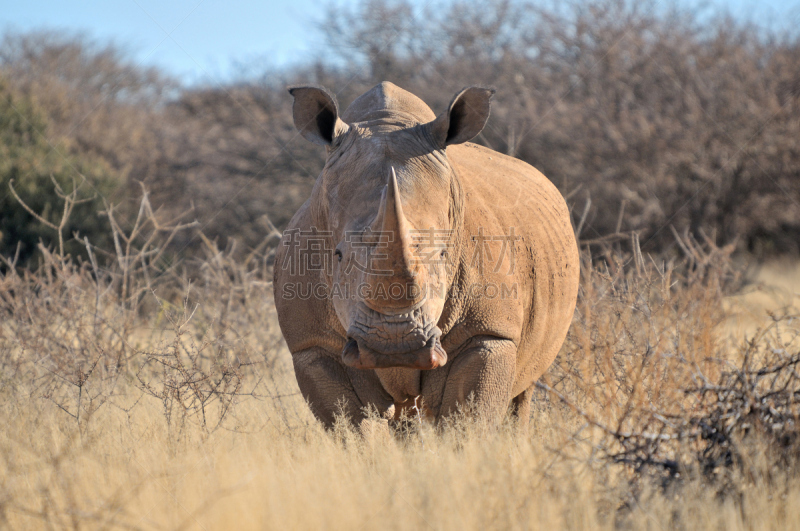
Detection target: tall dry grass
<box><xmin>1</xmin><ymin>191</ymin><xmax>800</xmax><ymax>529</ymax></box>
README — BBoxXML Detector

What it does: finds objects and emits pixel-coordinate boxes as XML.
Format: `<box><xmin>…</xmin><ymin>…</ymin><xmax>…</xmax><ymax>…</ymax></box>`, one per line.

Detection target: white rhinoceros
<box><xmin>274</xmin><ymin>82</ymin><xmax>579</xmax><ymax>428</ymax></box>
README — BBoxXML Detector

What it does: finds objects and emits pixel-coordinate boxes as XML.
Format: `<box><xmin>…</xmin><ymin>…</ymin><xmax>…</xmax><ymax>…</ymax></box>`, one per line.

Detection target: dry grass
<box><xmin>725</xmin><ymin>260</ymin><xmax>800</xmax><ymax>338</ymax></box>
<box><xmin>2</xmin><ymin>196</ymin><xmax>800</xmax><ymax>529</ymax></box>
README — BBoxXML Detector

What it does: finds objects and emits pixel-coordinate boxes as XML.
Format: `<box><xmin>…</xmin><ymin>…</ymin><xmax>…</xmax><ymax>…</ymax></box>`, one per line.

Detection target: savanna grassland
<box><xmin>2</xmin><ymin>0</ymin><xmax>800</xmax><ymax>528</ymax></box>
<box><xmin>1</xmin><ymin>195</ymin><xmax>799</xmax><ymax>530</ymax></box>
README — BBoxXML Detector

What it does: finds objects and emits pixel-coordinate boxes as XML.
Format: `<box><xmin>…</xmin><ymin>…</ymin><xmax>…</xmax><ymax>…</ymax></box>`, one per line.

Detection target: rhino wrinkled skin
<box><xmin>273</xmin><ymin>82</ymin><xmax>580</xmax><ymax>428</ymax></box>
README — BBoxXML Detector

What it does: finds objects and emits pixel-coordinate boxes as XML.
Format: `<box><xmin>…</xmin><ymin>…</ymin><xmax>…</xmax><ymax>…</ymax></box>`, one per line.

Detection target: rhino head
<box><xmin>288</xmin><ymin>82</ymin><xmax>493</xmax><ymax>371</ymax></box>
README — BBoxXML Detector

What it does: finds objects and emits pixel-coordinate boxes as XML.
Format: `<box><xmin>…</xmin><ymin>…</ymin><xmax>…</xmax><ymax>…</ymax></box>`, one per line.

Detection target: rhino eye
<box><xmin>335</xmin><ymin>249</ymin><xmax>343</xmax><ymax>262</ymax></box>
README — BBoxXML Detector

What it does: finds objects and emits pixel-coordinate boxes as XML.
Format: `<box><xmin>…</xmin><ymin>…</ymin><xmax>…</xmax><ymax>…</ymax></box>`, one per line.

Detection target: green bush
<box><xmin>0</xmin><ymin>78</ymin><xmax>120</xmax><ymax>266</ymax></box>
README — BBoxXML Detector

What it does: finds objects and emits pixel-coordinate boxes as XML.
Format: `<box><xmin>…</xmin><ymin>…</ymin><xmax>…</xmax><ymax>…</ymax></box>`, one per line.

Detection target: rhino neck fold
<box><xmin>434</xmin><ymin>165</ymin><xmax>466</xmax><ymax>336</ymax></box>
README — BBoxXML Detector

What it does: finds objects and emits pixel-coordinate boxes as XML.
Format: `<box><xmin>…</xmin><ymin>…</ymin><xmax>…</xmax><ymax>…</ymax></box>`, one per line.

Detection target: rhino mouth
<box><xmin>341</xmin><ymin>331</ymin><xmax>447</xmax><ymax>370</ymax></box>
<box><xmin>341</xmin><ymin>304</ymin><xmax>447</xmax><ymax>370</ymax></box>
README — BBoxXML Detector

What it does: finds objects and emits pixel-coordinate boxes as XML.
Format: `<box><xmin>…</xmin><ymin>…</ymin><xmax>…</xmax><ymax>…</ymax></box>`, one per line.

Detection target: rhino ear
<box><xmin>288</xmin><ymin>85</ymin><xmax>350</xmax><ymax>146</ymax></box>
<box><xmin>428</xmin><ymin>86</ymin><xmax>495</xmax><ymax>148</ymax></box>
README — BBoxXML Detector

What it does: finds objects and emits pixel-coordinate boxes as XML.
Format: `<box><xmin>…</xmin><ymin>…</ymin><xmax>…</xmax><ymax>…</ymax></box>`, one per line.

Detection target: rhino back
<box><xmin>448</xmin><ymin>143</ymin><xmax>580</xmax><ymax>396</ymax></box>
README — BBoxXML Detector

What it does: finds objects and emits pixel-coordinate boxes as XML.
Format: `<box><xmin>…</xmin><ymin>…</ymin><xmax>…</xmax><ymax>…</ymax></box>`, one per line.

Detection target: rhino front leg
<box><xmin>292</xmin><ymin>348</ymin><xmax>393</xmax><ymax>428</ymax></box>
<box><xmin>437</xmin><ymin>336</ymin><xmax>516</xmax><ymax>424</ymax></box>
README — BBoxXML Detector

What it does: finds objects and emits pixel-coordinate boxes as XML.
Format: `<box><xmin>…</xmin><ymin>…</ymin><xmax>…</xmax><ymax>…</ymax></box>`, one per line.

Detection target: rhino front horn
<box><xmin>363</xmin><ymin>168</ymin><xmax>423</xmax><ymax>311</ymax></box>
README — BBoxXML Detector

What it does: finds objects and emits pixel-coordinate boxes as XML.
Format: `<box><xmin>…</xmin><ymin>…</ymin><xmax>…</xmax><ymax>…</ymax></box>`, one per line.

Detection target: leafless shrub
<box><xmin>538</xmin><ymin>232</ymin><xmax>800</xmax><ymax>499</ymax></box>
<box><xmin>134</xmin><ymin>296</ymin><xmax>246</xmax><ymax>440</ymax></box>
<box><xmin>4</xmin><ymin>1</ymin><xmax>798</xmax><ymax>258</ymax></box>
<box><xmin>0</xmin><ymin>178</ymin><xmax>293</xmax><ymax>439</ymax></box>
<box><xmin>0</xmin><ymin>179</ymin><xmax>138</xmax><ymax>434</ymax></box>
<box><xmin>0</xmin><ymin>30</ymin><xmax>174</xmax><ymax>187</ymax></box>
<box><xmin>3</xmin><ymin>4</ymin><xmax>800</xmax><ymax>524</ymax></box>
<box><xmin>1</xmin><ymin>181</ymin><xmax>799</xmax><ymax>527</ymax></box>
<box><xmin>319</xmin><ymin>0</ymin><xmax>800</xmax><ymax>256</ymax></box>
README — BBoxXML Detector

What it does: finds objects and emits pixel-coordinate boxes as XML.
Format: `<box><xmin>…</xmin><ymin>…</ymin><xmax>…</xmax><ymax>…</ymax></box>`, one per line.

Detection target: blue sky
<box><xmin>1</xmin><ymin>0</ymin><xmax>333</xmax><ymax>83</ymax></box>
<box><xmin>2</xmin><ymin>0</ymin><xmax>799</xmax><ymax>84</ymax></box>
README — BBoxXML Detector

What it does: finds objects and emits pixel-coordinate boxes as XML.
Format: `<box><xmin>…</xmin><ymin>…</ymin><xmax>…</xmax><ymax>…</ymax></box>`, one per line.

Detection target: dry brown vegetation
<box><xmin>2</xmin><ymin>0</ymin><xmax>799</xmax><ymax>261</ymax></box>
<box><xmin>1</xmin><ymin>187</ymin><xmax>799</xmax><ymax>529</ymax></box>
<box><xmin>3</xmin><ymin>0</ymin><xmax>800</xmax><ymax>528</ymax></box>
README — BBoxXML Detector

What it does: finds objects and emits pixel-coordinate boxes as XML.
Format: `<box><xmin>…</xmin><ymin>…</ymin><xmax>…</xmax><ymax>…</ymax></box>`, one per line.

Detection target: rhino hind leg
<box><xmin>510</xmin><ymin>386</ymin><xmax>534</xmax><ymax>432</ymax></box>
<box><xmin>437</xmin><ymin>336</ymin><xmax>516</xmax><ymax>425</ymax></box>
<box><xmin>292</xmin><ymin>348</ymin><xmax>393</xmax><ymax>428</ymax></box>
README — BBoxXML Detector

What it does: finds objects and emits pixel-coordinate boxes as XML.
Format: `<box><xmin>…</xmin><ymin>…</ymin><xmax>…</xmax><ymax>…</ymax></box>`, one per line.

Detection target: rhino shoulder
<box><xmin>446</xmin><ymin>142</ymin><xmax>580</xmax><ymax>390</ymax></box>
<box><xmin>449</xmin><ymin>143</ymin><xmax>569</xmax><ymax>216</ymax></box>
<box><xmin>273</xmin><ymin>201</ymin><xmax>346</xmax><ymax>355</ymax></box>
